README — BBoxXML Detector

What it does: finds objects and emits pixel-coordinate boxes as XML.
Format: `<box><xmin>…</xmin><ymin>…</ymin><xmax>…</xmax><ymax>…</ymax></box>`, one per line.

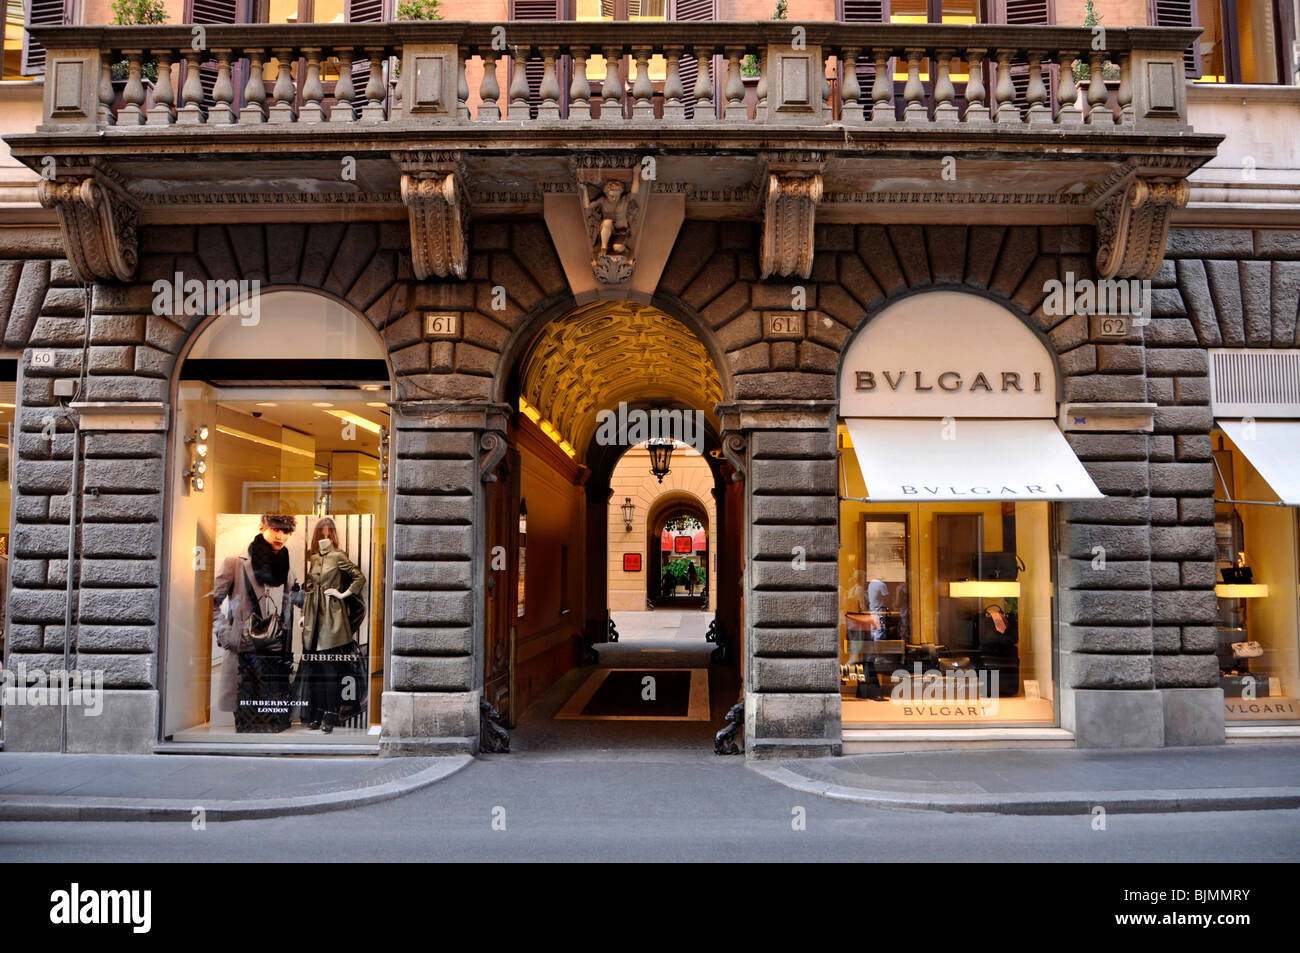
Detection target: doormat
<box><xmin>555</xmin><ymin>668</ymin><xmax>711</xmax><ymax>721</ymax></box>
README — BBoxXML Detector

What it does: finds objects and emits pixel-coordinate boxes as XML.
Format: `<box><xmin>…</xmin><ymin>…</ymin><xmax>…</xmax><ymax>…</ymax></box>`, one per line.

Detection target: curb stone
<box><xmin>748</xmin><ymin>763</ymin><xmax>1300</xmax><ymax>815</ymax></box>
<box><xmin>0</xmin><ymin>755</ymin><xmax>473</xmax><ymax>822</ymax></box>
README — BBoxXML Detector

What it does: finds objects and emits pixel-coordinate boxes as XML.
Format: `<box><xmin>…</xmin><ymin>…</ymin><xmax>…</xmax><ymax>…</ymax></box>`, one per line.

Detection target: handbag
<box><xmin>1231</xmin><ymin>640</ymin><xmax>1264</xmax><ymax>659</ymax></box>
<box><xmin>243</xmin><ymin>591</ymin><xmax>285</xmax><ymax>654</ymax></box>
<box><xmin>979</xmin><ymin>603</ymin><xmax>1019</xmax><ymax>649</ymax></box>
<box><xmin>344</xmin><ymin>590</ymin><xmax>367</xmax><ymax>636</ymax></box>
<box><xmin>338</xmin><ymin>642</ymin><xmax>370</xmax><ymax>722</ymax></box>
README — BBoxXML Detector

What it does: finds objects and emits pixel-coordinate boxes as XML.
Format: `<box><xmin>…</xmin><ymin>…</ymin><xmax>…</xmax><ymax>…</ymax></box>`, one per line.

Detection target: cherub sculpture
<box><xmin>581</xmin><ymin>176</ymin><xmax>640</xmax><ymax>278</ymax></box>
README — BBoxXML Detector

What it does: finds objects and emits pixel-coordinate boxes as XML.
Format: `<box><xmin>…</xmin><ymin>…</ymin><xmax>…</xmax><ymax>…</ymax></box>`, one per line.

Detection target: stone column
<box><xmin>721</xmin><ymin>400</ymin><xmax>841</xmax><ymax>758</ymax></box>
<box><xmin>380</xmin><ymin>401</ymin><xmax>508</xmax><ymax>755</ymax></box>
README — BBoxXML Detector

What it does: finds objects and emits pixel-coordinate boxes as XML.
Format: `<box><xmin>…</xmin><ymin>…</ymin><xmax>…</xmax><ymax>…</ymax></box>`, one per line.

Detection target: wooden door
<box><xmin>483</xmin><ymin>449</ymin><xmax>520</xmax><ymax>726</ymax></box>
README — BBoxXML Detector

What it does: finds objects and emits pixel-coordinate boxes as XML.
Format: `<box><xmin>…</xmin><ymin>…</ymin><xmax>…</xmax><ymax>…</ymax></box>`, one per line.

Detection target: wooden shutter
<box><xmin>22</xmin><ymin>0</ymin><xmax>70</xmax><ymax>77</ymax></box>
<box><xmin>348</xmin><ymin>0</ymin><xmax>387</xmax><ymax>92</ymax></box>
<box><xmin>509</xmin><ymin>0</ymin><xmax>563</xmax><ymax>119</ymax></box>
<box><xmin>673</xmin><ymin>0</ymin><xmax>714</xmax><ymax>119</ymax></box>
<box><xmin>1150</xmin><ymin>0</ymin><xmax>1200</xmax><ymax>78</ymax></box>
<box><xmin>839</xmin><ymin>0</ymin><xmax>887</xmax><ymax>113</ymax></box>
<box><xmin>186</xmin><ymin>0</ymin><xmax>248</xmax><ymax>109</ymax></box>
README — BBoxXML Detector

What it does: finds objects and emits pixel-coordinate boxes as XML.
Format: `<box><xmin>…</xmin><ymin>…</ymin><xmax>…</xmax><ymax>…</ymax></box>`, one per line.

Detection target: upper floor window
<box><xmin>1154</xmin><ymin>0</ymin><xmax>1294</xmax><ymax>84</ymax></box>
<box><xmin>837</xmin><ymin>0</ymin><xmax>1053</xmax><ymax>24</ymax></box>
<box><xmin>9</xmin><ymin>0</ymin><xmax>69</xmax><ymax>78</ymax></box>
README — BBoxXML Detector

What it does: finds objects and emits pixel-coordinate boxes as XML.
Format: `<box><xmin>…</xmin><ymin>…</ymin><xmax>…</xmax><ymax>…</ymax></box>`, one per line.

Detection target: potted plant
<box><xmin>740</xmin><ymin>0</ymin><xmax>785</xmax><ymax>115</ymax></box>
<box><xmin>1074</xmin><ymin>0</ymin><xmax>1121</xmax><ymax>114</ymax></box>
<box><xmin>108</xmin><ymin>0</ymin><xmax>168</xmax><ymax>114</ymax></box>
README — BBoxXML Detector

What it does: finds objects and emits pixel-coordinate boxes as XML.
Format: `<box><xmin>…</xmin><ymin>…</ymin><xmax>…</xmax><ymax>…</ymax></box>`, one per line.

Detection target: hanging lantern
<box><xmin>621</xmin><ymin>497</ymin><xmax>635</xmax><ymax>532</ymax></box>
<box><xmin>647</xmin><ymin>438</ymin><xmax>674</xmax><ymax>483</ymax></box>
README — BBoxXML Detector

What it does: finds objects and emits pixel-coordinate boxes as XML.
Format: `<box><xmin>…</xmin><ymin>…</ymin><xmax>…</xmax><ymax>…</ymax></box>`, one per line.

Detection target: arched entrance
<box><xmin>162</xmin><ymin>289</ymin><xmax>392</xmax><ymax>746</ymax></box>
<box><xmin>485</xmin><ymin>299</ymin><xmax>742</xmax><ymax>750</ymax></box>
<box><xmin>644</xmin><ymin>491</ymin><xmax>710</xmax><ymax>609</ymax></box>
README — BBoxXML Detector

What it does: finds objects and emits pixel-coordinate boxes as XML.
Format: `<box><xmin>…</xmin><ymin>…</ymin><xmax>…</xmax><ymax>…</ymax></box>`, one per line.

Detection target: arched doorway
<box><xmin>644</xmin><ymin>490</ymin><xmax>710</xmax><ymax>608</ymax></box>
<box><xmin>486</xmin><ymin>299</ymin><xmax>742</xmax><ymax>749</ymax></box>
<box><xmin>162</xmin><ymin>289</ymin><xmax>392</xmax><ymax>746</ymax></box>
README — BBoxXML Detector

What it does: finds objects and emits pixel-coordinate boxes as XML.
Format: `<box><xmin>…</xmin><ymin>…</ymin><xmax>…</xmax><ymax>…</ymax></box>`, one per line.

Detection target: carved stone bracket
<box><xmin>720</xmin><ymin>432</ymin><xmax>748</xmax><ymax>482</ymax></box>
<box><xmin>397</xmin><ymin>152</ymin><xmax>469</xmax><ymax>280</ymax></box>
<box><xmin>479</xmin><ymin>430</ymin><xmax>508</xmax><ymax>483</ymax></box>
<box><xmin>37</xmin><ymin>171</ymin><xmax>139</xmax><ymax>283</ymax></box>
<box><xmin>760</xmin><ymin>167</ymin><xmax>823</xmax><ymax>280</ymax></box>
<box><xmin>1094</xmin><ymin>176</ymin><xmax>1190</xmax><ymax>281</ymax></box>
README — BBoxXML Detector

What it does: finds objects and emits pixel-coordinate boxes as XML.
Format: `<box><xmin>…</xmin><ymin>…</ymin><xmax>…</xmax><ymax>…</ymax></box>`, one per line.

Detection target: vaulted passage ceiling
<box><xmin>518</xmin><ymin>302</ymin><xmax>724</xmax><ymax>463</ymax></box>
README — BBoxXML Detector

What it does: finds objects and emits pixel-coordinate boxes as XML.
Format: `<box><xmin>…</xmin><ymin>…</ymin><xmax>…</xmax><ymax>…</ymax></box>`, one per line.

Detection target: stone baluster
<box><xmin>663</xmin><ymin>45</ymin><xmax>685</xmax><ymax>120</ymax></box>
<box><xmin>963</xmin><ymin>48</ymin><xmax>989</xmax><ymax>123</ymax></box>
<box><xmin>903</xmin><ymin>48</ymin><xmax>926</xmax><ymax>122</ymax></box>
<box><xmin>994</xmin><ymin>49</ymin><xmax>1018</xmax><ymax>122</ymax></box>
<box><xmin>822</xmin><ymin>52</ymin><xmax>832</xmax><ymax>117</ymax></box>
<box><xmin>147</xmin><ymin>49</ymin><xmax>175</xmax><ymax>124</ymax></box>
<box><xmin>570</xmin><ymin>46</ymin><xmax>591</xmax><ymax>120</ymax></box>
<box><xmin>1117</xmin><ymin>51</ymin><xmax>1133</xmax><ymax>125</ymax></box>
<box><xmin>478</xmin><ymin>50</ymin><xmax>501</xmax><ymax>120</ymax></box>
<box><xmin>240</xmin><ymin>48</ymin><xmax>266</xmax><ymax>123</ymax></box>
<box><xmin>361</xmin><ymin>47</ymin><xmax>386</xmax><ymax>121</ymax></box>
<box><xmin>693</xmin><ymin>45</ymin><xmax>714</xmax><ymax>119</ymax></box>
<box><xmin>841</xmin><ymin>48</ymin><xmax>864</xmax><ymax>123</ymax></box>
<box><xmin>601</xmin><ymin>45</ymin><xmax>623</xmax><ymax>120</ymax></box>
<box><xmin>120</xmin><ymin>50</ymin><xmax>147</xmax><ymax>125</ymax></box>
<box><xmin>331</xmin><ymin>49</ymin><xmax>355</xmax><ymax>121</ymax></box>
<box><xmin>755</xmin><ymin>48</ymin><xmax>768</xmax><ymax>112</ymax></box>
<box><xmin>268</xmin><ymin>48</ymin><xmax>297</xmax><ymax>123</ymax></box>
<box><xmin>1025</xmin><ymin>49</ymin><xmax>1050</xmax><ymax>123</ymax></box>
<box><xmin>509</xmin><ymin>46</ymin><xmax>531</xmax><ymax>118</ymax></box>
<box><xmin>1057</xmin><ymin>50</ymin><xmax>1081</xmax><ymax>123</ymax></box>
<box><xmin>457</xmin><ymin>47</ymin><xmax>470</xmax><ymax>120</ymax></box>
<box><xmin>98</xmin><ymin>55</ymin><xmax>117</xmax><ymax>125</ymax></box>
<box><xmin>1085</xmin><ymin>50</ymin><xmax>1110</xmax><ymax>125</ymax></box>
<box><xmin>210</xmin><ymin>49</ymin><xmax>236</xmax><ymax>124</ymax></box>
<box><xmin>632</xmin><ymin>46</ymin><xmax>654</xmax><ymax>119</ymax></box>
<box><xmin>724</xmin><ymin>47</ymin><xmax>746</xmax><ymax>120</ymax></box>
<box><xmin>870</xmin><ymin>47</ymin><xmax>894</xmax><ymax>124</ymax></box>
<box><xmin>176</xmin><ymin>50</ymin><xmax>205</xmax><ymax>124</ymax></box>
<box><xmin>300</xmin><ymin>48</ymin><xmax>324</xmax><ymax>123</ymax></box>
<box><xmin>933</xmin><ymin>49</ymin><xmax>957</xmax><ymax>123</ymax></box>
<box><xmin>538</xmin><ymin>46</ymin><xmax>561</xmax><ymax>119</ymax></box>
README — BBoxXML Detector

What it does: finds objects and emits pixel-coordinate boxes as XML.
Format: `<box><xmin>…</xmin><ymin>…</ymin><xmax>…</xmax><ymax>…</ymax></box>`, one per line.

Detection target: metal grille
<box><xmin>1210</xmin><ymin>349</ymin><xmax>1300</xmax><ymax>417</ymax></box>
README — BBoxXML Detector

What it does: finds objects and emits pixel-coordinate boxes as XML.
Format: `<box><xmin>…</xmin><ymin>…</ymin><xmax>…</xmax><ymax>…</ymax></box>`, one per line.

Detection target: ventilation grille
<box><xmin>1210</xmin><ymin>349</ymin><xmax>1300</xmax><ymax>417</ymax></box>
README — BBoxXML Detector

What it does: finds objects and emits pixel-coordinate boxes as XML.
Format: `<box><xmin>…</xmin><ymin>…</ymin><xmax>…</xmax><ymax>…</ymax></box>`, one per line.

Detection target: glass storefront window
<box><xmin>837</xmin><ymin>425</ymin><xmax>1056</xmax><ymax>727</ymax></box>
<box><xmin>1212</xmin><ymin>429</ymin><xmax>1300</xmax><ymax>723</ymax></box>
<box><xmin>1195</xmin><ymin>0</ymin><xmax>1282</xmax><ymax>84</ymax></box>
<box><xmin>164</xmin><ymin>293</ymin><xmax>389</xmax><ymax>744</ymax></box>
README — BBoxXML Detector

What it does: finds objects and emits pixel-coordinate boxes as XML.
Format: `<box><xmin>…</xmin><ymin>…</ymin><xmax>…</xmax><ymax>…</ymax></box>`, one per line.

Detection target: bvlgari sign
<box><xmin>839</xmin><ymin>292</ymin><xmax>1057</xmax><ymax>418</ymax></box>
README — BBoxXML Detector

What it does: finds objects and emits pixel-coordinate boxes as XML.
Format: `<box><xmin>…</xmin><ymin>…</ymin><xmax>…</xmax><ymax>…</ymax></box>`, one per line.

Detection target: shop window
<box><xmin>1212</xmin><ymin>429</ymin><xmax>1300</xmax><ymax>723</ymax></box>
<box><xmin>838</xmin><ymin>432</ymin><xmax>1057</xmax><ymax>726</ymax></box>
<box><xmin>164</xmin><ymin>292</ymin><xmax>389</xmax><ymax>744</ymax></box>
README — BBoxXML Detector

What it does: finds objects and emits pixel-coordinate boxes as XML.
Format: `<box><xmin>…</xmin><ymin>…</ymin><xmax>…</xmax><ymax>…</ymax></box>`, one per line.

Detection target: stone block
<box><xmin>1060</xmin><ymin>625</ymin><xmax>1154</xmax><ymax>652</ymax></box>
<box><xmin>390</xmin><ymin>655</ymin><xmax>474</xmax><ymax>692</ymax></box>
<box><xmin>394</xmin><ymin>458</ymin><xmax>475</xmax><ymax>493</ymax></box>
<box><xmin>76</xmin><ymin>652</ymin><xmax>156</xmax><ymax>688</ymax></box>
<box><xmin>1181</xmin><ymin>626</ymin><xmax>1218</xmax><ymax>652</ymax></box>
<box><xmin>1060</xmin><ymin>588</ymin><xmax>1152</xmax><ymax>626</ymax></box>
<box><xmin>751</xmin><ymin>495</ymin><xmax>838</xmax><ymax>524</ymax></box>
<box><xmin>391</xmin><ymin>589</ymin><xmax>473</xmax><ymax>627</ymax></box>
<box><xmin>392</xmin><ymin>558</ymin><xmax>473</xmax><ymax>589</ymax></box>
<box><xmin>1061</xmin><ymin>523</ymin><xmax>1152</xmax><ymax>559</ymax></box>
<box><xmin>1154</xmin><ymin>654</ymin><xmax>1218</xmax><ymax>688</ymax></box>
<box><xmin>752</xmin><ymin>657</ymin><xmax>839</xmax><ymax>692</ymax></box>
<box><xmin>391</xmin><ymin>496</ymin><xmax>474</xmax><ymax>524</ymax></box>
<box><xmin>77</xmin><ymin>588</ymin><xmax>159</xmax><ymax>625</ymax></box>
<box><xmin>80</xmin><ymin>522</ymin><xmax>162</xmax><ymax>558</ymax></box>
<box><xmin>1161</xmin><ymin>688</ymin><xmax>1225</xmax><ymax>746</ymax></box>
<box><xmin>78</xmin><ymin>558</ymin><xmax>161</xmax><ymax>588</ymax></box>
<box><xmin>1080</xmin><ymin>461</ymin><xmax>1149</xmax><ymax>496</ymax></box>
<box><xmin>750</xmin><ymin>458</ymin><xmax>837</xmax><ymax>494</ymax></box>
<box><xmin>751</xmin><ymin>591</ymin><xmax>839</xmax><ymax>627</ymax></box>
<box><xmin>751</xmin><ymin>525</ymin><xmax>838</xmax><ymax>561</ymax></box>
<box><xmin>1066</xmin><ymin>688</ymin><xmax>1164</xmax><ymax>747</ymax></box>
<box><xmin>1062</xmin><ymin>652</ymin><xmax>1154</xmax><ymax>689</ymax></box>
<box><xmin>393</xmin><ymin>525</ymin><xmax>473</xmax><ymax>559</ymax></box>
<box><xmin>1060</xmin><ymin>557</ymin><xmax>1151</xmax><ymax>589</ymax></box>
<box><xmin>750</xmin><ymin>626</ymin><xmax>839</xmax><ymax>657</ymax></box>
<box><xmin>750</xmin><ymin>430</ymin><xmax>834</xmax><ymax>460</ymax></box>
<box><xmin>1152</xmin><ymin>589</ymin><xmax>1218</xmax><ymax>626</ymax></box>
<box><xmin>390</xmin><ymin>625</ymin><xmax>474</xmax><ymax>655</ymax></box>
<box><xmin>1153</xmin><ymin>406</ymin><xmax>1213</xmax><ymax>435</ymax></box>
<box><xmin>746</xmin><ymin>691</ymin><xmax>841</xmax><ymax>753</ymax></box>
<box><xmin>750</xmin><ymin>558</ymin><xmax>838</xmax><ymax>591</ymax></box>
<box><xmin>380</xmin><ymin>690</ymin><xmax>477</xmax><ymax>755</ymax></box>
<box><xmin>1149</xmin><ymin>525</ymin><xmax>1215</xmax><ymax>560</ymax></box>
<box><xmin>1149</xmin><ymin>462</ymin><xmax>1214</xmax><ymax>497</ymax></box>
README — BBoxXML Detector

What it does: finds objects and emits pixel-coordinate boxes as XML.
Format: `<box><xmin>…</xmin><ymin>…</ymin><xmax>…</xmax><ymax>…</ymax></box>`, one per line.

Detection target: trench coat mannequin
<box><xmin>298</xmin><ymin>519</ymin><xmax>367</xmax><ymax>732</ymax></box>
<box><xmin>211</xmin><ymin>516</ymin><xmax>298</xmax><ymax>721</ymax></box>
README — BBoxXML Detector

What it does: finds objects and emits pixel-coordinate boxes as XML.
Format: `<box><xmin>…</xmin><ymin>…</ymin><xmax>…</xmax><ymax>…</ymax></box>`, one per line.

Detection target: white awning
<box><xmin>1218</xmin><ymin>420</ymin><xmax>1300</xmax><ymax>506</ymax></box>
<box><xmin>843</xmin><ymin>418</ymin><xmax>1105</xmax><ymax>502</ymax></box>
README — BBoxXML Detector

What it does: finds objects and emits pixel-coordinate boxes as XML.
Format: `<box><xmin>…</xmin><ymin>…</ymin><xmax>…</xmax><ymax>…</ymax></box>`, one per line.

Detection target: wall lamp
<box><xmin>184</xmin><ymin>425</ymin><xmax>209</xmax><ymax>492</ymax></box>
<box><xmin>621</xmin><ymin>497</ymin><xmax>635</xmax><ymax>532</ymax></box>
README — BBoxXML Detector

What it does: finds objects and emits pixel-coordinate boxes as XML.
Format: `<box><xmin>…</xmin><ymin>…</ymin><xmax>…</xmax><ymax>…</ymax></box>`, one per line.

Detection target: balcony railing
<box><xmin>30</xmin><ymin>22</ymin><xmax>1199</xmax><ymax>134</ymax></box>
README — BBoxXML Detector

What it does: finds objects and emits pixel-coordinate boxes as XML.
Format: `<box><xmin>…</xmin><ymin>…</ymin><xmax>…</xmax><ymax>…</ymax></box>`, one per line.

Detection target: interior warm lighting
<box><xmin>216</xmin><ymin>424</ymin><xmax>315</xmax><ymax>459</ymax></box>
<box><xmin>647</xmin><ymin>438</ymin><xmax>674</xmax><ymax>483</ymax></box>
<box><xmin>360</xmin><ymin>384</ymin><xmax>384</xmax><ymax>391</ymax></box>
<box><xmin>0</xmin><ymin>402</ymin><xmax>15</xmax><ymax>408</ymax></box>
<box><xmin>519</xmin><ymin>397</ymin><xmax>542</xmax><ymax>423</ymax></box>
<box><xmin>559</xmin><ymin>440</ymin><xmax>576</xmax><ymax>457</ymax></box>
<box><xmin>312</xmin><ymin>402</ymin><xmax>334</xmax><ymax>408</ymax></box>
<box><xmin>325</xmin><ymin>409</ymin><xmax>383</xmax><ymax>435</ymax></box>
<box><xmin>366</xmin><ymin>401</ymin><xmax>387</xmax><ymax>408</ymax></box>
<box><xmin>949</xmin><ymin>580</ymin><xmax>1022</xmax><ymax>599</ymax></box>
<box><xmin>1215</xmin><ymin>584</ymin><xmax>1270</xmax><ymax>599</ymax></box>
<box><xmin>255</xmin><ymin>402</ymin><xmax>277</xmax><ymax>407</ymax></box>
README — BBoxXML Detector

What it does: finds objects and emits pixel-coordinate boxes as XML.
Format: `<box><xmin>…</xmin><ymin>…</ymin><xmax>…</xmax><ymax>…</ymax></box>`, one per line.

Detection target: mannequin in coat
<box><xmin>298</xmin><ymin>517</ymin><xmax>367</xmax><ymax>732</ymax></box>
<box><xmin>211</xmin><ymin>514</ymin><xmax>299</xmax><ymax>728</ymax></box>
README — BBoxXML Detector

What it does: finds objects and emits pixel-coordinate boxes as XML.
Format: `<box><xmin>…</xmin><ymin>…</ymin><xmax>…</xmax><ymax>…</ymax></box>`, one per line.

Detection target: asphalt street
<box><xmin>2</xmin><ymin>755</ymin><xmax>1297</xmax><ymax>863</ymax></box>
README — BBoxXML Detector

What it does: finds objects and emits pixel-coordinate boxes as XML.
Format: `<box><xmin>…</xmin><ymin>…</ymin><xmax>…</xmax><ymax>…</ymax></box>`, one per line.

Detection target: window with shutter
<box><xmin>20</xmin><ymin>0</ymin><xmax>68</xmax><ymax>76</ymax></box>
<box><xmin>1150</xmin><ymin>0</ymin><xmax>1201</xmax><ymax>78</ymax></box>
<box><xmin>185</xmin><ymin>0</ymin><xmax>248</xmax><ymax>109</ymax></box>
<box><xmin>838</xmin><ymin>0</ymin><xmax>888</xmax><ymax>106</ymax></box>
<box><xmin>509</xmin><ymin>0</ymin><xmax>564</xmax><ymax>119</ymax></box>
<box><xmin>995</xmin><ymin>0</ymin><xmax>1054</xmax><ymax>118</ymax></box>
<box><xmin>673</xmin><ymin>0</ymin><xmax>714</xmax><ymax>119</ymax></box>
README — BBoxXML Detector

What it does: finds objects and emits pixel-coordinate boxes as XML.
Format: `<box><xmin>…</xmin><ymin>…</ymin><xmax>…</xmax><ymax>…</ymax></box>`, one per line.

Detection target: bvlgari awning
<box><xmin>842</xmin><ymin>418</ymin><xmax>1105</xmax><ymax>502</ymax></box>
<box><xmin>1217</xmin><ymin>420</ymin><xmax>1300</xmax><ymax>506</ymax></box>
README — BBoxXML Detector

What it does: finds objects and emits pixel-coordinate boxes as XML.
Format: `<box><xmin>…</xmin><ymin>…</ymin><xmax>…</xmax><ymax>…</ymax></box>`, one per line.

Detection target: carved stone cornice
<box><xmin>760</xmin><ymin>169</ymin><xmax>823</xmax><ymax>280</ymax></box>
<box><xmin>1094</xmin><ymin>176</ymin><xmax>1190</xmax><ymax>280</ymax></box>
<box><xmin>398</xmin><ymin>154</ymin><xmax>469</xmax><ymax>281</ymax></box>
<box><xmin>37</xmin><ymin>170</ymin><xmax>138</xmax><ymax>283</ymax></box>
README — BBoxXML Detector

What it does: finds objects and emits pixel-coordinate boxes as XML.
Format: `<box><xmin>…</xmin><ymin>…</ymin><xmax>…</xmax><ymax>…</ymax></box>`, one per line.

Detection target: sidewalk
<box><xmin>750</xmin><ymin>742</ymin><xmax>1300</xmax><ymax>815</ymax></box>
<box><xmin>0</xmin><ymin>752</ymin><xmax>471</xmax><ymax>822</ymax></box>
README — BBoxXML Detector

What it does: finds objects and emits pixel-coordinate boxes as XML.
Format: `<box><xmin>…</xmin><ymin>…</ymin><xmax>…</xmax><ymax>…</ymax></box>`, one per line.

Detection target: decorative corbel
<box><xmin>720</xmin><ymin>433</ymin><xmax>748</xmax><ymax>483</ymax></box>
<box><xmin>1094</xmin><ymin>176</ymin><xmax>1190</xmax><ymax>281</ymax></box>
<box><xmin>759</xmin><ymin>163</ymin><xmax>824</xmax><ymax>280</ymax></box>
<box><xmin>397</xmin><ymin>151</ymin><xmax>470</xmax><ymax>281</ymax></box>
<box><xmin>479</xmin><ymin>430</ymin><xmax>508</xmax><ymax>483</ymax></box>
<box><xmin>37</xmin><ymin>171</ymin><xmax>139</xmax><ymax>283</ymax></box>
